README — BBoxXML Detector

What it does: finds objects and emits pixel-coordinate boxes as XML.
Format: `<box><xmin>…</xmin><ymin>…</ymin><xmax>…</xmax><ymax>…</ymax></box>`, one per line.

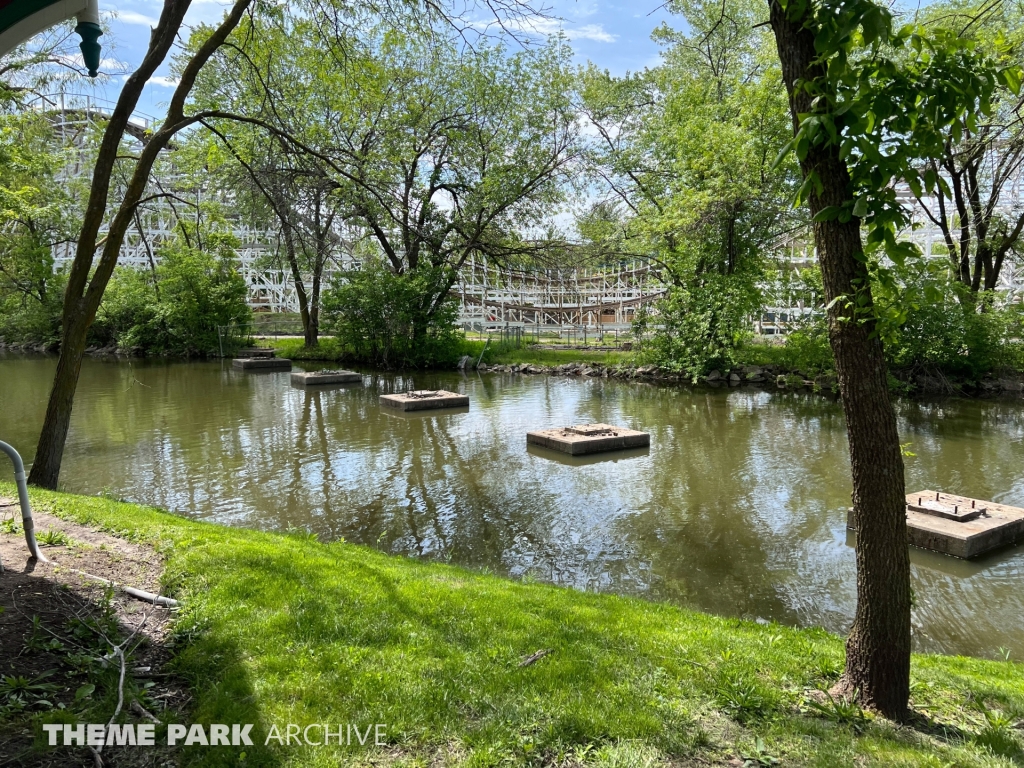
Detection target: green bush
<box><xmin>0</xmin><ymin>271</ymin><xmax>66</xmax><ymax>344</ymax></box>
<box><xmin>776</xmin><ymin>326</ymin><xmax>834</xmax><ymax>374</ymax></box>
<box><xmin>637</xmin><ymin>273</ymin><xmax>760</xmax><ymax>379</ymax></box>
<box><xmin>95</xmin><ymin>242</ymin><xmax>250</xmax><ymax>356</ymax></box>
<box><xmin>743</xmin><ymin>266</ymin><xmax>1024</xmax><ymax>381</ymax></box>
<box><xmin>883</xmin><ymin>285</ymin><xmax>1022</xmax><ymax>379</ymax></box>
<box><xmin>321</xmin><ymin>260</ymin><xmax>463</xmax><ymax>369</ymax></box>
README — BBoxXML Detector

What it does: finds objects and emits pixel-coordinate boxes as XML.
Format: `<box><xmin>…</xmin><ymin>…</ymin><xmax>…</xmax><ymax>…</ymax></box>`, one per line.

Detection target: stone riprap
<box><xmin>291</xmin><ymin>370</ymin><xmax>362</xmax><ymax>386</ymax></box>
<box><xmin>526</xmin><ymin>423</ymin><xmax>650</xmax><ymax>456</ymax></box>
<box><xmin>847</xmin><ymin>490</ymin><xmax>1024</xmax><ymax>559</ymax></box>
<box><xmin>232</xmin><ymin>358</ymin><xmax>292</xmax><ymax>371</ymax></box>
<box><xmin>479</xmin><ymin>361</ymin><xmax>835</xmax><ymax>390</ymax></box>
<box><xmin>379</xmin><ymin>390</ymin><xmax>469</xmax><ymax>411</ymax></box>
<box><xmin>475</xmin><ymin>360</ymin><xmax>1024</xmax><ymax>394</ymax></box>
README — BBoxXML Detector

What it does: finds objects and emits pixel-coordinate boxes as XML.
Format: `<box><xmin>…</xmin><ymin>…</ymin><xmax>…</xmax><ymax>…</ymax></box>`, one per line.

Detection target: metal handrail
<box><xmin>0</xmin><ymin>441</ymin><xmax>48</xmax><ymax>572</ymax></box>
<box><xmin>0</xmin><ymin>443</ymin><xmax>179</xmax><ymax>606</ymax></box>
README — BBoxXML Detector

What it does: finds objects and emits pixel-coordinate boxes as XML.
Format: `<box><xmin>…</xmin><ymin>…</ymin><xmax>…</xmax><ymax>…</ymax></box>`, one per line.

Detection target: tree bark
<box><xmin>27</xmin><ymin>315</ymin><xmax>90</xmax><ymax>485</ymax></box>
<box><xmin>769</xmin><ymin>0</ymin><xmax>911</xmax><ymax>720</ymax></box>
<box><xmin>28</xmin><ymin>0</ymin><xmax>253</xmax><ymax>489</ymax></box>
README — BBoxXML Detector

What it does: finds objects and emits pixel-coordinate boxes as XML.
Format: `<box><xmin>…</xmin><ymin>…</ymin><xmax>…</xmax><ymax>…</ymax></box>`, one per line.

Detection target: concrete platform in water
<box><xmin>847</xmin><ymin>490</ymin><xmax>1024</xmax><ymax>559</ymax></box>
<box><xmin>526</xmin><ymin>423</ymin><xmax>650</xmax><ymax>456</ymax></box>
<box><xmin>232</xmin><ymin>358</ymin><xmax>292</xmax><ymax>371</ymax></box>
<box><xmin>382</xmin><ymin>405</ymin><xmax>470</xmax><ymax>420</ymax></box>
<box><xmin>238</xmin><ymin>347</ymin><xmax>276</xmax><ymax>358</ymax></box>
<box><xmin>291</xmin><ymin>370</ymin><xmax>362</xmax><ymax>386</ymax></box>
<box><xmin>379</xmin><ymin>390</ymin><xmax>469</xmax><ymax>411</ymax></box>
<box><xmin>527</xmin><ymin>442</ymin><xmax>649</xmax><ymax>465</ymax></box>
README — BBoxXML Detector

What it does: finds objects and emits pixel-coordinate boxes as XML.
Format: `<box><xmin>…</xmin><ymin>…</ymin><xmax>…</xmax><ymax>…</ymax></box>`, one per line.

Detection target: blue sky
<box><xmin>75</xmin><ymin>0</ymin><xmax>680</xmax><ymax>116</ymax></box>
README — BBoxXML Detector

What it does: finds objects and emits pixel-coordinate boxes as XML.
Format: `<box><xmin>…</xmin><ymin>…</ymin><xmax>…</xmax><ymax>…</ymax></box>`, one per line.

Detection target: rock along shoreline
<box><xmin>5</xmin><ymin>340</ymin><xmax>1023</xmax><ymax>397</ymax></box>
<box><xmin>473</xmin><ymin>359</ymin><xmax>1024</xmax><ymax>396</ymax></box>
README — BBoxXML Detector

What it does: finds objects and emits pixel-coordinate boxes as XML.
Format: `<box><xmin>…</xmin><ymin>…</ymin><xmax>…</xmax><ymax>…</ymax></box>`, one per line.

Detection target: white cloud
<box><xmin>107</xmin><ymin>0</ymin><xmax>232</xmax><ymax>31</ymax></box>
<box><xmin>553</xmin><ymin>0</ymin><xmax>599</xmax><ymax>20</ymax></box>
<box><xmin>147</xmin><ymin>75</ymin><xmax>180</xmax><ymax>88</ymax></box>
<box><xmin>570</xmin><ymin>24</ymin><xmax>617</xmax><ymax>43</ymax></box>
<box><xmin>113</xmin><ymin>10</ymin><xmax>160</xmax><ymax>26</ymax></box>
<box><xmin>494</xmin><ymin>16</ymin><xmax>618</xmax><ymax>43</ymax></box>
<box><xmin>182</xmin><ymin>0</ymin><xmax>237</xmax><ymax>27</ymax></box>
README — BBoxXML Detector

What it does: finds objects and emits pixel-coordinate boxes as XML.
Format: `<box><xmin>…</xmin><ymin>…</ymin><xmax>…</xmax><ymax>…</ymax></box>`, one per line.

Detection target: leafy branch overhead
<box><xmin>190</xmin><ymin>10</ymin><xmax>581</xmax><ymax>285</ymax></box>
<box><xmin>778</xmin><ymin>0</ymin><xmax>1023</xmax><ymax>269</ymax></box>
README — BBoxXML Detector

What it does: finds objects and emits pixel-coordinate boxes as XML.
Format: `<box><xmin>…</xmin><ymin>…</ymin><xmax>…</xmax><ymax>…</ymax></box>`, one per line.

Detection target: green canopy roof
<box><xmin>0</xmin><ymin>0</ymin><xmax>102</xmax><ymax>77</ymax></box>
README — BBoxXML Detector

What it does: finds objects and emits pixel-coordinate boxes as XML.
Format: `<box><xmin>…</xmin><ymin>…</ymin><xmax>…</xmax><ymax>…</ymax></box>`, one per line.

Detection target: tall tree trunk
<box><xmin>281</xmin><ymin>219</ymin><xmax>313</xmax><ymax>344</ymax></box>
<box><xmin>27</xmin><ymin>317</ymin><xmax>90</xmax><ymax>487</ymax></box>
<box><xmin>28</xmin><ymin>0</ymin><xmax>194</xmax><ymax>489</ymax></box>
<box><xmin>308</xmin><ymin>252</ymin><xmax>323</xmax><ymax>348</ymax></box>
<box><xmin>304</xmin><ymin>195</ymin><xmax>329</xmax><ymax>348</ymax></box>
<box><xmin>769</xmin><ymin>0</ymin><xmax>911</xmax><ymax>720</ymax></box>
<box><xmin>28</xmin><ymin>0</ymin><xmax>253</xmax><ymax>489</ymax></box>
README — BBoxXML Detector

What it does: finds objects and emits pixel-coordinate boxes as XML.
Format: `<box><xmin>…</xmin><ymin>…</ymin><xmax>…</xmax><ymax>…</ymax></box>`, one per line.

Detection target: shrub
<box><xmin>884</xmin><ymin>284</ymin><xmax>1021</xmax><ymax>379</ymax></box>
<box><xmin>321</xmin><ymin>260</ymin><xmax>463</xmax><ymax>369</ymax></box>
<box><xmin>0</xmin><ymin>271</ymin><xmax>66</xmax><ymax>344</ymax></box>
<box><xmin>95</xmin><ymin>241</ymin><xmax>250</xmax><ymax>356</ymax></box>
<box><xmin>749</xmin><ymin>268</ymin><xmax>1024</xmax><ymax>381</ymax></box>
<box><xmin>637</xmin><ymin>272</ymin><xmax>760</xmax><ymax>379</ymax></box>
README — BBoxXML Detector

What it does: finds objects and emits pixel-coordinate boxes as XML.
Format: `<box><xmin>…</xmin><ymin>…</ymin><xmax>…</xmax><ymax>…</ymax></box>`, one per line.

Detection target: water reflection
<box><xmin>1</xmin><ymin>353</ymin><xmax>1023</xmax><ymax>659</ymax></box>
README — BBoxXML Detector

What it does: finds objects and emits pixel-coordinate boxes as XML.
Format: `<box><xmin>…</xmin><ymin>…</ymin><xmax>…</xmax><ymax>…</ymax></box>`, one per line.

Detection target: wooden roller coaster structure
<box><xmin>35</xmin><ymin>91</ymin><xmax>1024</xmax><ymax>337</ymax></box>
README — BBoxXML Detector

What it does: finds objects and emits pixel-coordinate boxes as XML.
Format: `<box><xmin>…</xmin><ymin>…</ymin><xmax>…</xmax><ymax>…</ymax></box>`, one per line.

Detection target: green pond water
<box><xmin>2</xmin><ymin>353</ymin><xmax>1023</xmax><ymax>659</ymax></box>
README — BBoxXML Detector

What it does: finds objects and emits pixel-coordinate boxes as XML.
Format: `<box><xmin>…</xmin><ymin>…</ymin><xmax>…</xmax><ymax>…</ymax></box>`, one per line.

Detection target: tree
<box><xmin>184</xmin><ymin>9</ymin><xmax>351</xmax><ymax>348</ymax></box>
<box><xmin>579</xmin><ymin>0</ymin><xmax>799</xmax><ymax>376</ymax></box>
<box><xmin>25</xmin><ymin>0</ymin><xmax>546</xmax><ymax>486</ymax></box>
<box><xmin>907</xmin><ymin>0</ymin><xmax>1024</xmax><ymax>295</ymax></box>
<box><xmin>0</xmin><ymin>110</ymin><xmax>74</xmax><ymax>311</ymax></box>
<box><xmin>97</xmin><ymin>231</ymin><xmax>251</xmax><ymax>356</ymax></box>
<box><xmin>199</xmin><ymin>17</ymin><xmax>580</xmax><ymax>324</ymax></box>
<box><xmin>321</xmin><ymin>257</ymin><xmax>462</xmax><ymax>367</ymax></box>
<box><xmin>197</xmin><ymin>122</ymin><xmax>346</xmax><ymax>348</ymax></box>
<box><xmin>767</xmin><ymin>0</ymin><xmax>1018</xmax><ymax>717</ymax></box>
<box><xmin>0</xmin><ymin>26</ymin><xmax>94</xmax><ymax>343</ymax></box>
<box><xmin>27</xmin><ymin>0</ymin><xmax>257</xmax><ymax>489</ymax></box>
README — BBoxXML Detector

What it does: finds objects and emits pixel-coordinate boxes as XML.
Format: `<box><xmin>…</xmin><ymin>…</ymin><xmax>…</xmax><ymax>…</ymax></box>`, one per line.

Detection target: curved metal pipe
<box><xmin>0</xmin><ymin>441</ymin><xmax>49</xmax><ymax>565</ymax></box>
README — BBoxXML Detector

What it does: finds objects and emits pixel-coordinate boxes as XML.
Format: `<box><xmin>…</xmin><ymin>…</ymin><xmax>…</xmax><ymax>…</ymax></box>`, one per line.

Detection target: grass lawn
<box><xmin>5</xmin><ymin>484</ymin><xmax>1023</xmax><ymax>767</ymax></box>
<box><xmin>261</xmin><ymin>338</ymin><xmax>633</xmax><ymax>370</ymax></box>
<box><xmin>481</xmin><ymin>347</ymin><xmax>632</xmax><ymax>368</ymax></box>
<box><xmin>260</xmin><ymin>337</ymin><xmax>347</xmax><ymax>362</ymax></box>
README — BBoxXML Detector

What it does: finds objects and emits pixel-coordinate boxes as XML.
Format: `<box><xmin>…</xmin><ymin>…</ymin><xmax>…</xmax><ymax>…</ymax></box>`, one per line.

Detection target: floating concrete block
<box><xmin>526</xmin><ymin>423</ymin><xmax>650</xmax><ymax>456</ymax></box>
<box><xmin>527</xmin><ymin>442</ymin><xmax>649</xmax><ymax>465</ymax></box>
<box><xmin>238</xmin><ymin>347</ymin><xmax>276</xmax><ymax>358</ymax></box>
<box><xmin>382</xmin><ymin>405</ymin><xmax>470</xmax><ymax>420</ymax></box>
<box><xmin>232</xmin><ymin>357</ymin><xmax>292</xmax><ymax>371</ymax></box>
<box><xmin>379</xmin><ymin>390</ymin><xmax>469</xmax><ymax>411</ymax></box>
<box><xmin>291</xmin><ymin>370</ymin><xmax>362</xmax><ymax>386</ymax></box>
<box><xmin>847</xmin><ymin>490</ymin><xmax>1024</xmax><ymax>559</ymax></box>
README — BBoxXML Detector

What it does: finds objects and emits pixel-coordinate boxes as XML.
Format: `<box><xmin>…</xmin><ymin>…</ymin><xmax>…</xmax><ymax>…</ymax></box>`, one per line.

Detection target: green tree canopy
<box><xmin>580</xmin><ymin>0</ymin><xmax>800</xmax><ymax>375</ymax></box>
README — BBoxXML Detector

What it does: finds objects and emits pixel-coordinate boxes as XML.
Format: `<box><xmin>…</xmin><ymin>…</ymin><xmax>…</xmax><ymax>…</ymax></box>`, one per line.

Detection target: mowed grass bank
<box><xmin>10</xmin><ymin>483</ymin><xmax>1024</xmax><ymax>768</ymax></box>
<box><xmin>264</xmin><ymin>337</ymin><xmax>631</xmax><ymax>369</ymax></box>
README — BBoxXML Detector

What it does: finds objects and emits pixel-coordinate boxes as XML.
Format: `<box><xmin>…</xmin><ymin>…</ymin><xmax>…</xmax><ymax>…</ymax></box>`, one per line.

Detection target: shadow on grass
<box><xmin>0</xmin><ymin>554</ymin><xmax>280</xmax><ymax>768</ymax></box>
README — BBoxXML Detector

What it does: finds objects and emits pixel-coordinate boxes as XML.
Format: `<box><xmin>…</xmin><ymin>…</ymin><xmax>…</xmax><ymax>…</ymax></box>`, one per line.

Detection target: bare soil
<box><xmin>0</xmin><ymin>499</ymin><xmax>187</xmax><ymax>768</ymax></box>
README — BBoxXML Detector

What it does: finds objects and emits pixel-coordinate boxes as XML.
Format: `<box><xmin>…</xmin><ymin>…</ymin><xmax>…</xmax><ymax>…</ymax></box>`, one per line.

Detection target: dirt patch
<box><xmin>0</xmin><ymin>499</ymin><xmax>188</xmax><ymax>768</ymax></box>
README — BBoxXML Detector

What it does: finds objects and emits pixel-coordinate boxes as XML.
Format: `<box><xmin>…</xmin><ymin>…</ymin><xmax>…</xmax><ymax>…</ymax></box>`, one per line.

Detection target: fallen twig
<box><xmin>131</xmin><ymin>699</ymin><xmax>161</xmax><ymax>724</ymax></box>
<box><xmin>519</xmin><ymin>648</ymin><xmax>553</xmax><ymax>667</ymax></box>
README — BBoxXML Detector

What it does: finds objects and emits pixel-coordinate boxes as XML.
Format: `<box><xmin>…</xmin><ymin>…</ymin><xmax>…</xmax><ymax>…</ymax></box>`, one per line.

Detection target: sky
<box><xmin>67</xmin><ymin>0</ymin><xmax>681</xmax><ymax>116</ymax></box>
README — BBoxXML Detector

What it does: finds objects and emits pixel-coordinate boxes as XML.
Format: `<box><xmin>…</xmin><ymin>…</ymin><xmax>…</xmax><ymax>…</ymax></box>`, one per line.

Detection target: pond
<box><xmin>2</xmin><ymin>353</ymin><xmax>1023</xmax><ymax>659</ymax></box>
